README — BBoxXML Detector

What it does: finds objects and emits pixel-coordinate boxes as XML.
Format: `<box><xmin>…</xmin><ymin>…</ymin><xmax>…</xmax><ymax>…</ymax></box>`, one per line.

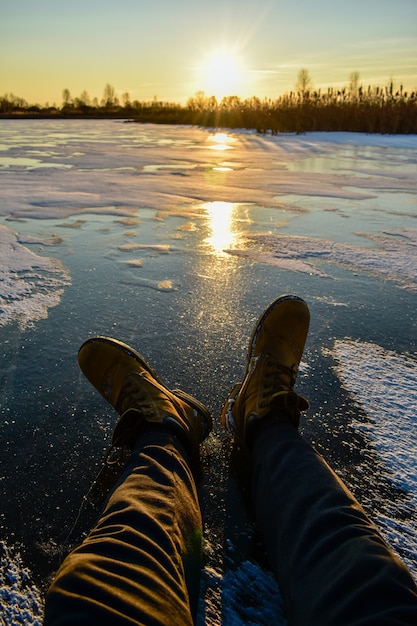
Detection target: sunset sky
<box><xmin>2</xmin><ymin>0</ymin><xmax>416</xmax><ymax>106</ymax></box>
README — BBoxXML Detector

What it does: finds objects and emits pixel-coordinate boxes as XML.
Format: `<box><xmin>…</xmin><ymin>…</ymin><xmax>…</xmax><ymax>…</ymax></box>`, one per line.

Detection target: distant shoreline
<box><xmin>1</xmin><ymin>95</ymin><xmax>416</xmax><ymax>135</ymax></box>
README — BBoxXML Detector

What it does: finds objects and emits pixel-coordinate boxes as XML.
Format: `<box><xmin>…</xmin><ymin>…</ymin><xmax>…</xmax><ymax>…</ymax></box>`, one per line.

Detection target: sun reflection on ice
<box><xmin>203</xmin><ymin>201</ymin><xmax>241</xmax><ymax>255</ymax></box>
<box><xmin>190</xmin><ymin>201</ymin><xmax>244</xmax><ymax>340</ymax></box>
<box><xmin>208</xmin><ymin>132</ymin><xmax>234</xmax><ymax>151</ymax></box>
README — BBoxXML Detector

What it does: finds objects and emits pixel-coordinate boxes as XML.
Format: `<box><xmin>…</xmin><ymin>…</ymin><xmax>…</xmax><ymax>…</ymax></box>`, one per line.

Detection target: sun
<box><xmin>199</xmin><ymin>50</ymin><xmax>245</xmax><ymax>100</ymax></box>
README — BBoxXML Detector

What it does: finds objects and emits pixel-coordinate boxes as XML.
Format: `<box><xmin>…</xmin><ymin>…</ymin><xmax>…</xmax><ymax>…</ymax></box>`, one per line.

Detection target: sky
<box><xmin>1</xmin><ymin>0</ymin><xmax>416</xmax><ymax>106</ymax></box>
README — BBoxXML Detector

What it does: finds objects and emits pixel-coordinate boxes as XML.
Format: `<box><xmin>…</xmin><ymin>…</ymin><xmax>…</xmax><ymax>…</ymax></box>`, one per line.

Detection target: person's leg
<box><xmin>251</xmin><ymin>416</ymin><xmax>417</xmax><ymax>626</ymax></box>
<box><xmin>45</xmin><ymin>427</ymin><xmax>201</xmax><ymax>626</ymax></box>
<box><xmin>222</xmin><ymin>294</ymin><xmax>417</xmax><ymax>626</ymax></box>
<box><xmin>45</xmin><ymin>336</ymin><xmax>212</xmax><ymax>625</ymax></box>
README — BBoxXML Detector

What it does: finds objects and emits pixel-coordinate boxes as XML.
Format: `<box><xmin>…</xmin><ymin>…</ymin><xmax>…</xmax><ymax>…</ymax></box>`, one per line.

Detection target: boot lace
<box><xmin>118</xmin><ymin>374</ymin><xmax>157</xmax><ymax>417</ymax></box>
<box><xmin>259</xmin><ymin>358</ymin><xmax>298</xmax><ymax>409</ymax></box>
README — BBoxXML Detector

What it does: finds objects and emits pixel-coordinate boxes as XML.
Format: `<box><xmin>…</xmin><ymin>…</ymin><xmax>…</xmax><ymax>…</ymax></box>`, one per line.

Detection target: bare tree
<box><xmin>220</xmin><ymin>95</ymin><xmax>242</xmax><ymax>109</ymax></box>
<box><xmin>186</xmin><ymin>90</ymin><xmax>207</xmax><ymax>111</ymax></box>
<box><xmin>62</xmin><ymin>88</ymin><xmax>71</xmax><ymax>107</ymax></box>
<box><xmin>296</xmin><ymin>68</ymin><xmax>313</xmax><ymax>95</ymax></box>
<box><xmin>79</xmin><ymin>90</ymin><xmax>91</xmax><ymax>106</ymax></box>
<box><xmin>102</xmin><ymin>83</ymin><xmax>116</xmax><ymax>107</ymax></box>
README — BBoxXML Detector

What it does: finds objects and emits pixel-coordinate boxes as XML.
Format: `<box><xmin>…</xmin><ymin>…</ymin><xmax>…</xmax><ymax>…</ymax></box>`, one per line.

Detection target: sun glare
<box><xmin>200</xmin><ymin>50</ymin><xmax>245</xmax><ymax>100</ymax></box>
<box><xmin>208</xmin><ymin>132</ymin><xmax>234</xmax><ymax>151</ymax></box>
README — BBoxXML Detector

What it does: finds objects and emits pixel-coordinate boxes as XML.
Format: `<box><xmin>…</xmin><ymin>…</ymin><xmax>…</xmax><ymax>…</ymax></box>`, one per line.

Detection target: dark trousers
<box><xmin>44</xmin><ymin>421</ymin><xmax>417</xmax><ymax>625</ymax></box>
<box><xmin>252</xmin><ymin>419</ymin><xmax>417</xmax><ymax>625</ymax></box>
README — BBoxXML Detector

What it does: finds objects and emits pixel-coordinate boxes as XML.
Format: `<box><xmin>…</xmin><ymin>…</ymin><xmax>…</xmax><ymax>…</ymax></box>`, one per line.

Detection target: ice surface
<box><xmin>0</xmin><ymin>121</ymin><xmax>416</xmax><ymax>624</ymax></box>
<box><xmin>1</xmin><ymin>123</ymin><xmax>416</xmax><ymax>221</ymax></box>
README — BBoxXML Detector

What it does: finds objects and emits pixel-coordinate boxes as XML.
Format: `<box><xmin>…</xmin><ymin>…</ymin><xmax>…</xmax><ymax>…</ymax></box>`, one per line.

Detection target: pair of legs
<box><xmin>44</xmin><ymin>296</ymin><xmax>417</xmax><ymax>625</ymax></box>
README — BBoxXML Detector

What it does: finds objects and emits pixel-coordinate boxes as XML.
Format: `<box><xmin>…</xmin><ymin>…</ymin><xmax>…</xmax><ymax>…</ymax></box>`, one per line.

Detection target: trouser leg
<box><xmin>251</xmin><ymin>418</ymin><xmax>417</xmax><ymax>626</ymax></box>
<box><xmin>44</xmin><ymin>427</ymin><xmax>202</xmax><ymax>626</ymax></box>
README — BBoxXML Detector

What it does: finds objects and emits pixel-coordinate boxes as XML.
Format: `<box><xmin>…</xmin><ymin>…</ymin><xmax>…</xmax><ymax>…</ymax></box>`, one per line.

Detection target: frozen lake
<box><xmin>0</xmin><ymin>120</ymin><xmax>416</xmax><ymax>624</ymax></box>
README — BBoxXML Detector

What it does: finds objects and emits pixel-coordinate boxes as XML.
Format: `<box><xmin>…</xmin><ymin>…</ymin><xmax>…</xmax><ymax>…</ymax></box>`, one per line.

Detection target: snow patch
<box><xmin>227</xmin><ymin>228</ymin><xmax>417</xmax><ymax>291</ymax></box>
<box><xmin>0</xmin><ymin>541</ymin><xmax>43</xmax><ymax>625</ymax></box>
<box><xmin>0</xmin><ymin>225</ymin><xmax>71</xmax><ymax>329</ymax></box>
<box><xmin>328</xmin><ymin>339</ymin><xmax>417</xmax><ymax>576</ymax></box>
<box><xmin>330</xmin><ymin>339</ymin><xmax>417</xmax><ymax>495</ymax></box>
<box><xmin>198</xmin><ymin>561</ymin><xmax>286</xmax><ymax>626</ymax></box>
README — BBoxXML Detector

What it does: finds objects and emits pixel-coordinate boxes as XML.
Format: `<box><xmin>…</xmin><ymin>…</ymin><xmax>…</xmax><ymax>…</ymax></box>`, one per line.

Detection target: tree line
<box><xmin>1</xmin><ymin>73</ymin><xmax>416</xmax><ymax>134</ymax></box>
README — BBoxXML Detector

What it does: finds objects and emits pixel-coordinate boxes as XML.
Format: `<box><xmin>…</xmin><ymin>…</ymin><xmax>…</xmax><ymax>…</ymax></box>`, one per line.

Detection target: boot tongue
<box><xmin>244</xmin><ymin>355</ymin><xmax>305</xmax><ymax>421</ymax></box>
